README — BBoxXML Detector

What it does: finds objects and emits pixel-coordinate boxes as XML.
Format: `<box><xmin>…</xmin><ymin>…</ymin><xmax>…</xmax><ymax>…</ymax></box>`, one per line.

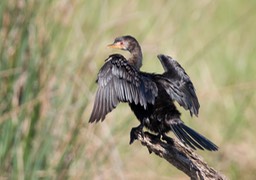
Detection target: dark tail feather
<box><xmin>171</xmin><ymin>123</ymin><xmax>218</xmax><ymax>151</ymax></box>
<box><xmin>171</xmin><ymin>125</ymin><xmax>203</xmax><ymax>150</ymax></box>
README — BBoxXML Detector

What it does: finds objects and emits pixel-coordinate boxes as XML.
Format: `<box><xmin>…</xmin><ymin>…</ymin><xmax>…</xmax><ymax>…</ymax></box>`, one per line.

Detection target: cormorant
<box><xmin>89</xmin><ymin>35</ymin><xmax>218</xmax><ymax>151</ymax></box>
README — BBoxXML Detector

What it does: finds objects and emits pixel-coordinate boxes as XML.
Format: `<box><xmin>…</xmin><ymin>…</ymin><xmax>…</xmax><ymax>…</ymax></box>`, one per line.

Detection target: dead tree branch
<box><xmin>135</xmin><ymin>131</ymin><xmax>226</xmax><ymax>180</ymax></box>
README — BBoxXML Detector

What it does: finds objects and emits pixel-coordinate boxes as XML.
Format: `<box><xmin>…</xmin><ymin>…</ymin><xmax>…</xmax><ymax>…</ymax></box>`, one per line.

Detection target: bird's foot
<box><xmin>129</xmin><ymin>124</ymin><xmax>144</xmax><ymax>144</ymax></box>
<box><xmin>144</xmin><ymin>132</ymin><xmax>164</xmax><ymax>154</ymax></box>
<box><xmin>162</xmin><ymin>134</ymin><xmax>174</xmax><ymax>145</ymax></box>
<box><xmin>144</xmin><ymin>131</ymin><xmax>161</xmax><ymax>141</ymax></box>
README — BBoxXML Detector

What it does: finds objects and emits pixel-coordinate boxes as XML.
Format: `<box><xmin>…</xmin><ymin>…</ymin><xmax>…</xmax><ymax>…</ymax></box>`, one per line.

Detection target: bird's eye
<box><xmin>120</xmin><ymin>41</ymin><xmax>123</xmax><ymax>45</ymax></box>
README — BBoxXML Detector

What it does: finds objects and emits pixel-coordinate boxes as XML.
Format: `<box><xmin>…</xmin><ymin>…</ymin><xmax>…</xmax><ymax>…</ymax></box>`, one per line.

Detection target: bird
<box><xmin>89</xmin><ymin>35</ymin><xmax>218</xmax><ymax>151</ymax></box>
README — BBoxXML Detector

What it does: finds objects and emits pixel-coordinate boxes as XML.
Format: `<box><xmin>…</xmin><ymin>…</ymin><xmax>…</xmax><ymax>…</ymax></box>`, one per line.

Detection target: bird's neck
<box><xmin>129</xmin><ymin>46</ymin><xmax>143</xmax><ymax>70</ymax></box>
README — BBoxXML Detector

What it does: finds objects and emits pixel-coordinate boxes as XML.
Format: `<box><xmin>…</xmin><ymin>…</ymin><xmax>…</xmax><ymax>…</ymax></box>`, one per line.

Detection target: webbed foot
<box><xmin>162</xmin><ymin>134</ymin><xmax>174</xmax><ymax>145</ymax></box>
<box><xmin>129</xmin><ymin>124</ymin><xmax>144</xmax><ymax>144</ymax></box>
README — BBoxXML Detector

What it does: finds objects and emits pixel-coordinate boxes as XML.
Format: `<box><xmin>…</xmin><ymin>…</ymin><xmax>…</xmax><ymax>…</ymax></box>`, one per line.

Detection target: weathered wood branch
<box><xmin>135</xmin><ymin>131</ymin><xmax>226</xmax><ymax>180</ymax></box>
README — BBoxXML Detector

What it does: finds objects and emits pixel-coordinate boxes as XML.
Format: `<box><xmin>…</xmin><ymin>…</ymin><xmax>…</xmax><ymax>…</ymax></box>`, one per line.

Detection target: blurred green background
<box><xmin>1</xmin><ymin>0</ymin><xmax>256</xmax><ymax>179</ymax></box>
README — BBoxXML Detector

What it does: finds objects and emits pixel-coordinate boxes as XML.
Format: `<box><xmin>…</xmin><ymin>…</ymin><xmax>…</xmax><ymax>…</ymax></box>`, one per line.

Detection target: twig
<box><xmin>135</xmin><ymin>131</ymin><xmax>226</xmax><ymax>180</ymax></box>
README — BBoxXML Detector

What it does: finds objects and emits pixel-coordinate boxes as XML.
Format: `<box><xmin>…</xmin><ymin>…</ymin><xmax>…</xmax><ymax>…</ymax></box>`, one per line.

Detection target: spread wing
<box><xmin>157</xmin><ymin>54</ymin><xmax>200</xmax><ymax>116</ymax></box>
<box><xmin>89</xmin><ymin>54</ymin><xmax>158</xmax><ymax>123</ymax></box>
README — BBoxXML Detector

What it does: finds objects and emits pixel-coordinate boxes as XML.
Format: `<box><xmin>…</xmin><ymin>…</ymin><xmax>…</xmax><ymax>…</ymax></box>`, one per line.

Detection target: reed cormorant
<box><xmin>89</xmin><ymin>35</ymin><xmax>218</xmax><ymax>151</ymax></box>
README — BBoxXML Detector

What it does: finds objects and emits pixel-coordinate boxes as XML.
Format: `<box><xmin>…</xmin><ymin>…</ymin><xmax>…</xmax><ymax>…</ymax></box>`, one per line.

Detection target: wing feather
<box><xmin>89</xmin><ymin>54</ymin><xmax>158</xmax><ymax>123</ymax></box>
<box><xmin>157</xmin><ymin>54</ymin><xmax>200</xmax><ymax>116</ymax></box>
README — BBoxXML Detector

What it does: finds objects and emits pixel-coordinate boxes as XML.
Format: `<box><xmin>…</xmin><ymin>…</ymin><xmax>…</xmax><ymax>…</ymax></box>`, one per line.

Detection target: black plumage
<box><xmin>89</xmin><ymin>35</ymin><xmax>218</xmax><ymax>151</ymax></box>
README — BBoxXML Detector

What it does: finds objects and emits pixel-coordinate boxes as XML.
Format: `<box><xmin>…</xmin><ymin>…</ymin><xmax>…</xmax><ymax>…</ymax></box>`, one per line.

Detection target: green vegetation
<box><xmin>1</xmin><ymin>0</ymin><xmax>256</xmax><ymax>179</ymax></box>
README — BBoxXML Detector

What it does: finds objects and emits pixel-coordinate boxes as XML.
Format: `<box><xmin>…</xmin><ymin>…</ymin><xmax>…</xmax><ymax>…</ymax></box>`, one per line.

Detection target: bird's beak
<box><xmin>107</xmin><ymin>42</ymin><xmax>124</xmax><ymax>49</ymax></box>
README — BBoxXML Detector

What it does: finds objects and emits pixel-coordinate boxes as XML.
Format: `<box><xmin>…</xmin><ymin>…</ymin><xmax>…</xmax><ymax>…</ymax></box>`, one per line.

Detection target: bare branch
<box><xmin>135</xmin><ymin>131</ymin><xmax>226</xmax><ymax>180</ymax></box>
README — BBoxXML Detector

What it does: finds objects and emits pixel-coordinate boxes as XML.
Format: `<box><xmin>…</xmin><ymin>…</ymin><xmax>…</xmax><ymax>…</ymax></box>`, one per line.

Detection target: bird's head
<box><xmin>107</xmin><ymin>35</ymin><xmax>139</xmax><ymax>53</ymax></box>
